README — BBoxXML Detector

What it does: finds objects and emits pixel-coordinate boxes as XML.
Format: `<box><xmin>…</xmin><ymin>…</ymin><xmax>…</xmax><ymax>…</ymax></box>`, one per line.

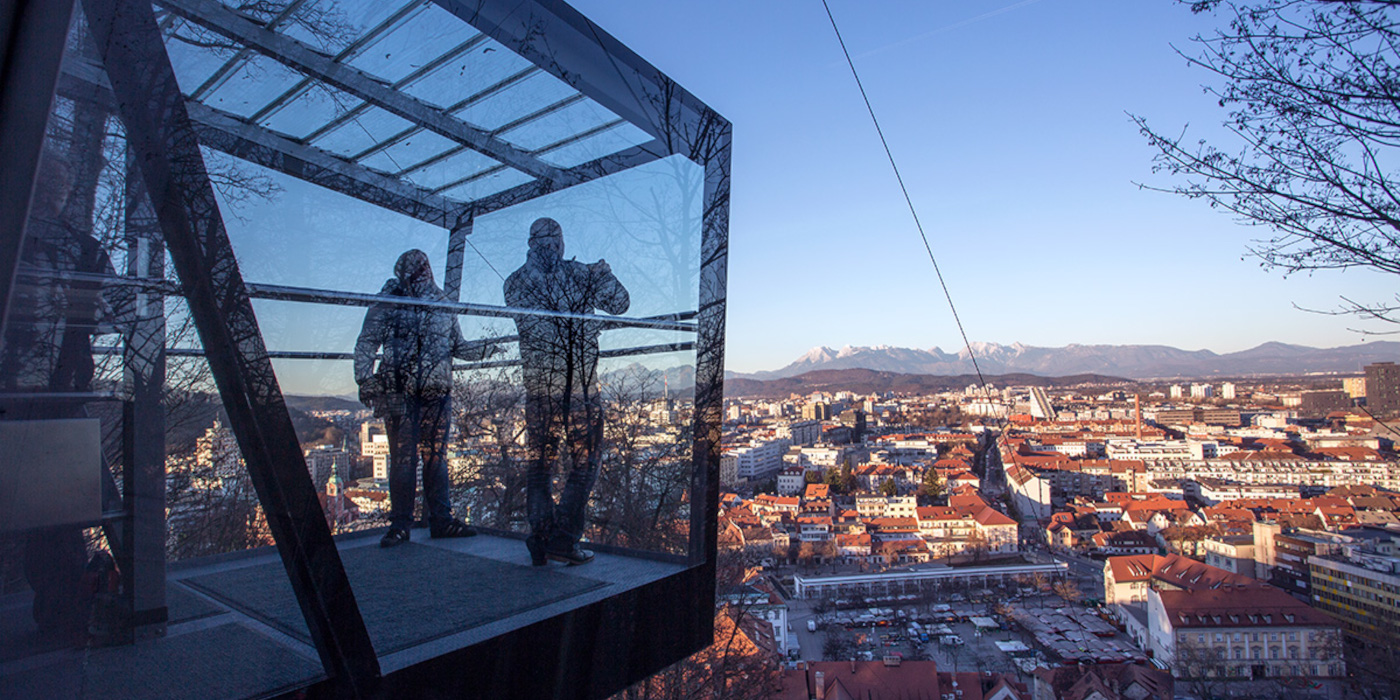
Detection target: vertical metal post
<box><xmin>0</xmin><ymin>0</ymin><xmax>76</xmax><ymax>350</ymax></box>
<box><xmin>122</xmin><ymin>152</ymin><xmax>167</xmax><ymax>639</ymax></box>
<box><xmin>688</xmin><ymin>116</ymin><xmax>730</xmax><ymax>573</ymax></box>
<box><xmin>444</xmin><ymin>214</ymin><xmax>471</xmax><ymax>302</ymax></box>
<box><xmin>82</xmin><ymin>0</ymin><xmax>379</xmax><ymax>692</ymax></box>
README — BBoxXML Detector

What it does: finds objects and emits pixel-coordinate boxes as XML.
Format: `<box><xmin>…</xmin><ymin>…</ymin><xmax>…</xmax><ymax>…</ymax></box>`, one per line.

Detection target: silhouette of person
<box><xmin>504</xmin><ymin>218</ymin><xmax>629</xmax><ymax>565</ymax></box>
<box><xmin>355</xmin><ymin>250</ymin><xmax>499</xmax><ymax>547</ymax></box>
<box><xmin>1</xmin><ymin>149</ymin><xmax>115</xmax><ymax>638</ymax></box>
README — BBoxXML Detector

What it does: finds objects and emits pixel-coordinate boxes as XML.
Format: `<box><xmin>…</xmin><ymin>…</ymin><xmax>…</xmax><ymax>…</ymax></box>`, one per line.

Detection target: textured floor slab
<box><xmin>183</xmin><ymin>542</ymin><xmax>607</xmax><ymax>654</ymax></box>
<box><xmin>0</xmin><ymin>622</ymin><xmax>322</xmax><ymax>699</ymax></box>
<box><xmin>166</xmin><ymin>583</ymin><xmax>225</xmax><ymax>624</ymax></box>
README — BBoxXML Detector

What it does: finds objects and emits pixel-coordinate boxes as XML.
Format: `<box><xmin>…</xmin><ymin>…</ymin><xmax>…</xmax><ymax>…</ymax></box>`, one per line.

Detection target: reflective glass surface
<box><xmin>2</xmin><ymin>0</ymin><xmax>726</xmax><ymax>694</ymax></box>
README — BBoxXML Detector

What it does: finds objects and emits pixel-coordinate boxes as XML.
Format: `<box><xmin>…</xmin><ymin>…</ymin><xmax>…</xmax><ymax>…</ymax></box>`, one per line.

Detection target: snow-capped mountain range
<box><xmin>730</xmin><ymin>341</ymin><xmax>1400</xmax><ymax>381</ymax></box>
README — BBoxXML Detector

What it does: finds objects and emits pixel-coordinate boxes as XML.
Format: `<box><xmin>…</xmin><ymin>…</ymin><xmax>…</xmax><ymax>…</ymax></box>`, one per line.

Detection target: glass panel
<box><xmin>496</xmin><ymin>99</ymin><xmax>622</xmax><ymax>151</ymax></box>
<box><xmin>401</xmin><ymin>38</ymin><xmax>535</xmax><ymax>109</ymax></box>
<box><xmin>344</xmin><ymin>5</ymin><xmax>475</xmax><ymax>85</ymax></box>
<box><xmin>201</xmin><ymin>53</ymin><xmax>310</xmax><ymax>119</ymax></box>
<box><xmin>310</xmin><ymin>106</ymin><xmax>415</xmax><ymax>159</ymax></box>
<box><xmin>258</xmin><ymin>86</ymin><xmax>365</xmax><ymax>141</ymax></box>
<box><xmin>455</xmin><ymin>71</ymin><xmax>580</xmax><ymax>132</ymax></box>
<box><xmin>435</xmin><ymin>166</ymin><xmax>533</xmax><ymax>201</ymax></box>
<box><xmin>279</xmin><ymin>0</ymin><xmax>421</xmax><ymax>56</ymax></box>
<box><xmin>454</xmin><ymin>154</ymin><xmax>704</xmax><ymax>556</ymax></box>
<box><xmin>159</xmin><ymin>18</ymin><xmax>233</xmax><ymax>93</ymax></box>
<box><xmin>8</xmin><ymin>0</ymin><xmax>725</xmax><ymax>693</ymax></box>
<box><xmin>399</xmin><ymin>147</ymin><xmax>502</xmax><ymax>190</ymax></box>
<box><xmin>538</xmin><ymin>121</ymin><xmax>654</xmax><ymax>168</ymax></box>
<box><xmin>358</xmin><ymin>129</ymin><xmax>460</xmax><ymax>175</ymax></box>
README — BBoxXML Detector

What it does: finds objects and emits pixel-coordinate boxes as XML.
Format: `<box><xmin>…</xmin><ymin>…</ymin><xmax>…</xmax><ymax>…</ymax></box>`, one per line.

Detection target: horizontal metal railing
<box><xmin>19</xmin><ymin>268</ymin><xmax>698</xmax><ymax>332</ymax></box>
<box><xmin>92</xmin><ymin>340</ymin><xmax>696</xmax><ymax>368</ymax></box>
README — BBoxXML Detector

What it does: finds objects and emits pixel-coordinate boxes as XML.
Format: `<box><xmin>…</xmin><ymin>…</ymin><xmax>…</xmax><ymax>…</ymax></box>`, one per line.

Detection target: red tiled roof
<box><xmin>1159</xmin><ymin>586</ymin><xmax>1337</xmax><ymax>628</ymax></box>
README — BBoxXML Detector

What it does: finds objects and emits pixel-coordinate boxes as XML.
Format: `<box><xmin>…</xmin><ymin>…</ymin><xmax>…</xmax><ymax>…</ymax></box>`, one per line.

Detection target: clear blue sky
<box><xmin>566</xmin><ymin>0</ymin><xmax>1399</xmax><ymax>373</ymax></box>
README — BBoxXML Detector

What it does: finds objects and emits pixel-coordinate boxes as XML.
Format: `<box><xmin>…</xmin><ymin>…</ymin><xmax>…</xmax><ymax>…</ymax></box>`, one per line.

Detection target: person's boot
<box><xmin>546</xmin><ymin>535</ymin><xmax>593</xmax><ymax>566</ymax></box>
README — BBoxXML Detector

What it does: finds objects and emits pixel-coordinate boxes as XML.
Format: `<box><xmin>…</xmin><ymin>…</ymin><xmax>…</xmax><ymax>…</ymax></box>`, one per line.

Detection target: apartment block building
<box><xmin>1309</xmin><ymin>552</ymin><xmax>1400</xmax><ymax>647</ymax></box>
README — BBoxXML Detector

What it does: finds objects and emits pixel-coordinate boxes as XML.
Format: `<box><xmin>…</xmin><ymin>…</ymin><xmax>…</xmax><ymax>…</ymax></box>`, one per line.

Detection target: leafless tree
<box><xmin>1136</xmin><ymin>0</ymin><xmax>1400</xmax><ymax>329</ymax></box>
<box><xmin>1173</xmin><ymin>635</ymin><xmax>1233</xmax><ymax>699</ymax></box>
<box><xmin>1051</xmin><ymin>579</ymin><xmax>1081</xmax><ymax>607</ymax></box>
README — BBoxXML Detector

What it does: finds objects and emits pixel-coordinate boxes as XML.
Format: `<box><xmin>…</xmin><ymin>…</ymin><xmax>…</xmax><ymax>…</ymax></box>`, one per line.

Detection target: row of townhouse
<box><xmin>721</xmin><ymin>486</ymin><xmax>1019</xmax><ymax>565</ymax></box>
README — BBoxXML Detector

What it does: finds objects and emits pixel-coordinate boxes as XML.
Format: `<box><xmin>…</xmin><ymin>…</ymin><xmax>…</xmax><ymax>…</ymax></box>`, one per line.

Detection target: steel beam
<box><xmin>57</xmin><ymin>58</ymin><xmax>464</xmax><ymax>230</ymax></box>
<box><xmin>82</xmin><ymin>0</ymin><xmax>380</xmax><ymax>693</ymax></box>
<box><xmin>0</xmin><ymin>0</ymin><xmax>76</xmax><ymax>352</ymax></box>
<box><xmin>466</xmin><ymin>140</ymin><xmax>666</xmax><ymax>217</ymax></box>
<box><xmin>430</xmin><ymin>0</ymin><xmax>713</xmax><ymax>149</ymax></box>
<box><xmin>120</xmin><ymin>153</ymin><xmax>168</xmax><ymax>640</ymax></box>
<box><xmin>354</xmin><ymin>65</ymin><xmax>538</xmax><ymax>165</ymax></box>
<box><xmin>187</xmin><ymin>0</ymin><xmax>314</xmax><ymax>100</ymax></box>
<box><xmin>246</xmin><ymin>281</ymin><xmax>698</xmax><ymax>332</ymax></box>
<box><xmin>187</xmin><ymin>101</ymin><xmax>461</xmax><ymax>229</ymax></box>
<box><xmin>250</xmin><ymin>0</ymin><xmax>431</xmax><ymax>124</ymax></box>
<box><xmin>157</xmin><ymin>0</ymin><xmax>564</xmax><ymax>183</ymax></box>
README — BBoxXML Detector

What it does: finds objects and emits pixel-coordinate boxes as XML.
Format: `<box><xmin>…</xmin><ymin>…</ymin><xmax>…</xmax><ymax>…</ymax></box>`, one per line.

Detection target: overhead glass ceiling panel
<box><xmin>357</xmin><ymin>129</ymin><xmax>459</xmax><ymax>173</ymax></box>
<box><xmin>498</xmin><ymin>99</ymin><xmax>623</xmax><ymax>152</ymax></box>
<box><xmin>454</xmin><ymin>71</ymin><xmax>580</xmax><ymax>132</ymax></box>
<box><xmin>345</xmin><ymin>4</ymin><xmax>473</xmax><ymax>85</ymax></box>
<box><xmin>275</xmin><ymin>0</ymin><xmax>422</xmax><ymax>55</ymax></box>
<box><xmin>539</xmin><ymin>122</ymin><xmax>655</xmax><ymax>169</ymax></box>
<box><xmin>401</xmin><ymin>38</ymin><xmax>534</xmax><ymax>109</ymax></box>
<box><xmin>311</xmin><ymin>107</ymin><xmax>415</xmax><ymax>158</ymax></box>
<box><xmin>437</xmin><ymin>166</ymin><xmax>533</xmax><ymax>201</ymax></box>
<box><xmin>159</xmin><ymin>18</ymin><xmax>232</xmax><ymax>93</ymax></box>
<box><xmin>151</xmin><ymin>0</ymin><xmax>674</xmax><ymax>209</ymax></box>
<box><xmin>257</xmin><ymin>86</ymin><xmax>365</xmax><ymax>141</ymax></box>
<box><xmin>202</xmin><ymin>53</ymin><xmax>309</xmax><ymax>119</ymax></box>
<box><xmin>400</xmin><ymin>147</ymin><xmax>501</xmax><ymax>190</ymax></box>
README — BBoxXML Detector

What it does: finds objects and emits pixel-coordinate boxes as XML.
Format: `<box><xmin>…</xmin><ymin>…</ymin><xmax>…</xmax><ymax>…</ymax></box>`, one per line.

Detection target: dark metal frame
<box><xmin>12</xmin><ymin>0</ymin><xmax>730</xmax><ymax>696</ymax></box>
<box><xmin>84</xmin><ymin>0</ymin><xmax>382</xmax><ymax>693</ymax></box>
<box><xmin>0</xmin><ymin>0</ymin><xmax>78</xmax><ymax>349</ymax></box>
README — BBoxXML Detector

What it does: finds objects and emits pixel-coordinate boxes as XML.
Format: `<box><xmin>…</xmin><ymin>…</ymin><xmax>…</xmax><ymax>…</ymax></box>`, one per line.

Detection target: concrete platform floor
<box><xmin>0</xmin><ymin>532</ymin><xmax>684</xmax><ymax>699</ymax></box>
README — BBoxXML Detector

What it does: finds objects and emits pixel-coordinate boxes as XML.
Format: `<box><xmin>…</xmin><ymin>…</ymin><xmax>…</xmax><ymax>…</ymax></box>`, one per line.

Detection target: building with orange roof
<box><xmin>1104</xmin><ymin>552</ymin><xmax>1263</xmax><ymax>606</ymax></box>
<box><xmin>1149</xmin><ymin>585</ymin><xmax>1345</xmax><ymax>680</ymax></box>
<box><xmin>777</xmin><ymin>661</ymin><xmax>1028</xmax><ymax>700</ymax></box>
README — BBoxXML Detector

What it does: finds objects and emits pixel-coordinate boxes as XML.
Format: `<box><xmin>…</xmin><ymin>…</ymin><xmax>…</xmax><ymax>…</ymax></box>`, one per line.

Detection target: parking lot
<box><xmin>785</xmin><ymin>584</ymin><xmax>1125</xmax><ymax>681</ymax></box>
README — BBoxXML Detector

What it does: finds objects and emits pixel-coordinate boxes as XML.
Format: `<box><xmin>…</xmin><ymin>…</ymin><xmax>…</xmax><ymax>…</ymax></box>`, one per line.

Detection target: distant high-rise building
<box><xmin>360</xmin><ymin>421</ymin><xmax>390</xmax><ymax>480</ymax></box>
<box><xmin>1343</xmin><ymin>376</ymin><xmax>1367</xmax><ymax>398</ymax></box>
<box><xmin>802</xmin><ymin>402</ymin><xmax>830</xmax><ymax>421</ymax></box>
<box><xmin>1366</xmin><ymin>362</ymin><xmax>1400</xmax><ymax>416</ymax></box>
<box><xmin>305</xmin><ymin>446</ymin><xmax>352</xmax><ymax>491</ymax></box>
<box><xmin>1190</xmin><ymin>383</ymin><xmax>1214</xmax><ymax>400</ymax></box>
<box><xmin>1169</xmin><ymin>384</ymin><xmax>1184</xmax><ymax>399</ymax></box>
<box><xmin>837</xmin><ymin>408</ymin><xmax>866</xmax><ymax>442</ymax></box>
<box><xmin>1220</xmin><ymin>382</ymin><xmax>1236</xmax><ymax>400</ymax></box>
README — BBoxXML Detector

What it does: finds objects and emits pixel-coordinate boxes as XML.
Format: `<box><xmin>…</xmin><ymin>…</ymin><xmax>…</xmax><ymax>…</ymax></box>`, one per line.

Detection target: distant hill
<box><xmin>730</xmin><ymin>341</ymin><xmax>1400</xmax><ymax>381</ymax></box>
<box><xmin>723</xmin><ymin>369</ymin><xmax>1129</xmax><ymax>398</ymax></box>
<box><xmin>285</xmin><ymin>395</ymin><xmax>364</xmax><ymax>413</ymax></box>
<box><xmin>165</xmin><ymin>393</ymin><xmax>349</xmax><ymax>454</ymax></box>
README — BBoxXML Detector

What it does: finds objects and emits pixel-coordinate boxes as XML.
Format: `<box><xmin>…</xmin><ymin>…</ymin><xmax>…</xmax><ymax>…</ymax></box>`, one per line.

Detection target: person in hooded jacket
<box><xmin>504</xmin><ymin>218</ymin><xmax>629</xmax><ymax>566</ymax></box>
<box><xmin>355</xmin><ymin>250</ymin><xmax>500</xmax><ymax>547</ymax></box>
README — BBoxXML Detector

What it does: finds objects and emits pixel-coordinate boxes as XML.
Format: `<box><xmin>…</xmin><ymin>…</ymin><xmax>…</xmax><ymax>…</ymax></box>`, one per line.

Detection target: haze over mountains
<box><xmin>730</xmin><ymin>341</ymin><xmax>1400</xmax><ymax>381</ymax></box>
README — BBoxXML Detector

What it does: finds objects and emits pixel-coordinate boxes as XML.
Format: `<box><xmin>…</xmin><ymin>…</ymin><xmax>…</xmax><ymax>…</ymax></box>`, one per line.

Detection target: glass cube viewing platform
<box><xmin>0</xmin><ymin>0</ymin><xmax>729</xmax><ymax>696</ymax></box>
